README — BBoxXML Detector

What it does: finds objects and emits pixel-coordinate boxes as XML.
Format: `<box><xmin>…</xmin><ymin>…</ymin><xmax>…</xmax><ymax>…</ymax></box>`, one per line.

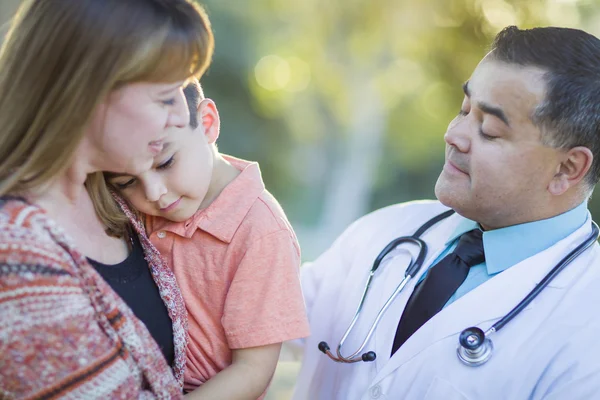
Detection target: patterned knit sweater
<box><xmin>0</xmin><ymin>197</ymin><xmax>188</xmax><ymax>399</ymax></box>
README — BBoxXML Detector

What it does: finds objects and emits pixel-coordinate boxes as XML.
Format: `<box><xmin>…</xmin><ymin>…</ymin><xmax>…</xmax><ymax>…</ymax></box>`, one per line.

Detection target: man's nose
<box><xmin>444</xmin><ymin>117</ymin><xmax>471</xmax><ymax>153</ymax></box>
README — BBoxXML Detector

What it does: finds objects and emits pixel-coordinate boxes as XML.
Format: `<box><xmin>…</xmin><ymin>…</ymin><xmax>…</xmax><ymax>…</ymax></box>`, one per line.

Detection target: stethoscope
<box><xmin>318</xmin><ymin>209</ymin><xmax>600</xmax><ymax>367</ymax></box>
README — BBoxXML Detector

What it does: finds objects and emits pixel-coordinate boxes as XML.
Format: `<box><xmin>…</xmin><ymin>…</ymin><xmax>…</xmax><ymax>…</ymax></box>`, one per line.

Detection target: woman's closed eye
<box><xmin>113</xmin><ymin>177</ymin><xmax>137</xmax><ymax>190</ymax></box>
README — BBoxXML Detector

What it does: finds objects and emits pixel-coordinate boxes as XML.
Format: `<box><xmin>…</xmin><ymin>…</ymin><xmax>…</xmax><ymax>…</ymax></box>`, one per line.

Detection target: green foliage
<box><xmin>199</xmin><ymin>0</ymin><xmax>600</xmax><ymax>256</ymax></box>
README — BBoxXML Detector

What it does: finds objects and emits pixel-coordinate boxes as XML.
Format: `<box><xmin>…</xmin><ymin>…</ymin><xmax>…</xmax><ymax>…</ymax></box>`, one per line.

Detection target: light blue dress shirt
<box><xmin>417</xmin><ymin>202</ymin><xmax>589</xmax><ymax>307</ymax></box>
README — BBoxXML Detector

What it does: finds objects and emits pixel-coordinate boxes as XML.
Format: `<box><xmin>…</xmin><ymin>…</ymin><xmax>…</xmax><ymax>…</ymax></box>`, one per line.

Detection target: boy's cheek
<box><xmin>126</xmin><ymin>193</ymin><xmax>147</xmax><ymax>211</ymax></box>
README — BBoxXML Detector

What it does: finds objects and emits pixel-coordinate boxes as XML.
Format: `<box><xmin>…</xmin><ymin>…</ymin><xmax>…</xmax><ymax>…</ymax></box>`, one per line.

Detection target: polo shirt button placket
<box><xmin>157</xmin><ymin>231</ymin><xmax>166</xmax><ymax>239</ymax></box>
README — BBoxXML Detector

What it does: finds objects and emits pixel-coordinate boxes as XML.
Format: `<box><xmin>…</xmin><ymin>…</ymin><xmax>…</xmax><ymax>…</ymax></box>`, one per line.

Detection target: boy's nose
<box><xmin>145</xmin><ymin>182</ymin><xmax>167</xmax><ymax>203</ymax></box>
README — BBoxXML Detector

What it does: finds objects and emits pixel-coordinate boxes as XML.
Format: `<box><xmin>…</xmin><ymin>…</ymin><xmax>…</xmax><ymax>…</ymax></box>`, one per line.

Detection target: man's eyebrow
<box><xmin>462</xmin><ymin>80</ymin><xmax>511</xmax><ymax>127</ymax></box>
<box><xmin>478</xmin><ymin>102</ymin><xmax>510</xmax><ymax>127</ymax></box>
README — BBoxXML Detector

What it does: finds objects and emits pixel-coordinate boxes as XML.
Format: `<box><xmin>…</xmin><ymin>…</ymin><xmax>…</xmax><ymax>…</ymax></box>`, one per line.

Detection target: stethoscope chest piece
<box><xmin>456</xmin><ymin>327</ymin><xmax>493</xmax><ymax>367</ymax></box>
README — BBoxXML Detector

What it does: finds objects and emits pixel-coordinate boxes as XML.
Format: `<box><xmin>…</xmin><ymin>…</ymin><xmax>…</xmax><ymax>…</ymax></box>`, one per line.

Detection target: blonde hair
<box><xmin>86</xmin><ymin>172</ymin><xmax>136</xmax><ymax>238</ymax></box>
<box><xmin>0</xmin><ymin>0</ymin><xmax>213</xmax><ymax>197</ymax></box>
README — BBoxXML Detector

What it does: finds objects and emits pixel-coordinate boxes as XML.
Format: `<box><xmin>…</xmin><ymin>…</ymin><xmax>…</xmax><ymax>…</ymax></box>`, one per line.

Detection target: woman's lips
<box><xmin>148</xmin><ymin>139</ymin><xmax>165</xmax><ymax>156</ymax></box>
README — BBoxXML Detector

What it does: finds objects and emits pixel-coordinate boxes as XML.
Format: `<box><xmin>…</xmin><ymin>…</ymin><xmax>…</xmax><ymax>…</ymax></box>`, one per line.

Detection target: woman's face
<box><xmin>86</xmin><ymin>81</ymin><xmax>190</xmax><ymax>177</ymax></box>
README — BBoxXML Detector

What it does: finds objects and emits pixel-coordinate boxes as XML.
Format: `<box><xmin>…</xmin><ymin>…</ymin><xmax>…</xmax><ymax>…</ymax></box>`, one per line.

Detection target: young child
<box><xmin>106</xmin><ymin>80</ymin><xmax>310</xmax><ymax>399</ymax></box>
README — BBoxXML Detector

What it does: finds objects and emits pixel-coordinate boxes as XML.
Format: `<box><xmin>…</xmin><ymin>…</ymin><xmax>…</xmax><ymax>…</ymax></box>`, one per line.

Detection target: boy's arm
<box><xmin>185</xmin><ymin>343</ymin><xmax>282</xmax><ymax>400</ymax></box>
<box><xmin>183</xmin><ymin>229</ymin><xmax>307</xmax><ymax>398</ymax></box>
<box><xmin>221</xmin><ymin>228</ymin><xmax>310</xmax><ymax>349</ymax></box>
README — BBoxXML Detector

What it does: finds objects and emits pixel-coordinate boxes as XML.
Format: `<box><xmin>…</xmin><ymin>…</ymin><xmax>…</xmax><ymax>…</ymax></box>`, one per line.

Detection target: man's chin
<box><xmin>435</xmin><ymin>177</ymin><xmax>466</xmax><ymax>210</ymax></box>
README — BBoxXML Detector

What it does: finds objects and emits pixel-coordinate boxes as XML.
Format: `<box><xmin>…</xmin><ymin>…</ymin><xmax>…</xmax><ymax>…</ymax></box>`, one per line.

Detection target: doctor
<box><xmin>293</xmin><ymin>26</ymin><xmax>600</xmax><ymax>400</ymax></box>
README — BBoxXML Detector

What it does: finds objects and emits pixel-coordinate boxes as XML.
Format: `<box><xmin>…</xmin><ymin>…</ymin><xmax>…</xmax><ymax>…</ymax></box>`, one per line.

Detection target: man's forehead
<box><xmin>467</xmin><ymin>58</ymin><xmax>546</xmax><ymax>120</ymax></box>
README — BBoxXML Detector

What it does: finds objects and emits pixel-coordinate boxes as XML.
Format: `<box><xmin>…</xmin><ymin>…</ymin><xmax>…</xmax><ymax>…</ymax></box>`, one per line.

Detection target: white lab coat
<box><xmin>292</xmin><ymin>200</ymin><xmax>600</xmax><ymax>400</ymax></box>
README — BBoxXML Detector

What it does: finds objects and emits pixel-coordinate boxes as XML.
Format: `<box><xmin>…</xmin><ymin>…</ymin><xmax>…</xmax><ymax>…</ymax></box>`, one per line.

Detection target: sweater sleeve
<box><xmin>0</xmin><ymin>221</ymin><xmax>169</xmax><ymax>399</ymax></box>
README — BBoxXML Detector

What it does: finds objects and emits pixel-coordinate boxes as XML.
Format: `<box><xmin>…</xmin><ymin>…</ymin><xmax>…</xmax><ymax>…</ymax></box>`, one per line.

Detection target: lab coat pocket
<box><xmin>424</xmin><ymin>377</ymin><xmax>470</xmax><ymax>400</ymax></box>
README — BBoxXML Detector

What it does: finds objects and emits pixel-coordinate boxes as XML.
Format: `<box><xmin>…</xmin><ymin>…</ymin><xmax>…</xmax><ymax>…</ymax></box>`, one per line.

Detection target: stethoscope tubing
<box><xmin>337</xmin><ymin>252</ymin><xmax>418</xmax><ymax>361</ymax></box>
<box><xmin>487</xmin><ymin>221</ymin><xmax>599</xmax><ymax>334</ymax></box>
<box><xmin>327</xmin><ymin>211</ymin><xmax>453</xmax><ymax>363</ymax></box>
<box><xmin>320</xmin><ymin>209</ymin><xmax>600</xmax><ymax>366</ymax></box>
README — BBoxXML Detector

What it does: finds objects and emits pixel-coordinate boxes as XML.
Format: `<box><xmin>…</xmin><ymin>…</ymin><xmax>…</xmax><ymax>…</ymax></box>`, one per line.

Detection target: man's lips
<box><xmin>444</xmin><ymin>159</ymin><xmax>469</xmax><ymax>175</ymax></box>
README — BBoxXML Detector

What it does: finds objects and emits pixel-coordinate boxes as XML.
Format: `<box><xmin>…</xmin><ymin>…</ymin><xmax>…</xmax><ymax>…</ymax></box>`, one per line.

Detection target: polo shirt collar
<box><xmin>150</xmin><ymin>155</ymin><xmax>265</xmax><ymax>243</ymax></box>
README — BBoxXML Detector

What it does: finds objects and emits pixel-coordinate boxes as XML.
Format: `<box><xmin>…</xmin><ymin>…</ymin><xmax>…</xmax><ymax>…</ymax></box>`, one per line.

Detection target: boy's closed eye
<box><xmin>156</xmin><ymin>155</ymin><xmax>175</xmax><ymax>170</ymax></box>
<box><xmin>108</xmin><ymin>155</ymin><xmax>175</xmax><ymax>190</ymax></box>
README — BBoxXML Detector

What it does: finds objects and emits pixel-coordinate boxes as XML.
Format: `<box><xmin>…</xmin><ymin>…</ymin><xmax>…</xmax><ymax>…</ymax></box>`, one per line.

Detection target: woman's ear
<box><xmin>198</xmin><ymin>98</ymin><xmax>220</xmax><ymax>144</ymax></box>
<box><xmin>548</xmin><ymin>146</ymin><xmax>593</xmax><ymax>196</ymax></box>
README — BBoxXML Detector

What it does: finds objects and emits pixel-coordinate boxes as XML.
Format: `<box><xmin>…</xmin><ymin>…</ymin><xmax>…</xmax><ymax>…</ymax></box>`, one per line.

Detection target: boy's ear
<box><xmin>198</xmin><ymin>98</ymin><xmax>220</xmax><ymax>144</ymax></box>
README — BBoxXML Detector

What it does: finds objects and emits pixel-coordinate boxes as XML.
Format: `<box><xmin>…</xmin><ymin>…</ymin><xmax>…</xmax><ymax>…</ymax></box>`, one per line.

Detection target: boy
<box><xmin>107</xmin><ymin>80</ymin><xmax>310</xmax><ymax>399</ymax></box>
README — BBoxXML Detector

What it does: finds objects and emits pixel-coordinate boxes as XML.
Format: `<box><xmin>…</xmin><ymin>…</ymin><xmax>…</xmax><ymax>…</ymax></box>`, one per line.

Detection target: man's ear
<box><xmin>198</xmin><ymin>98</ymin><xmax>220</xmax><ymax>144</ymax></box>
<box><xmin>548</xmin><ymin>146</ymin><xmax>593</xmax><ymax>196</ymax></box>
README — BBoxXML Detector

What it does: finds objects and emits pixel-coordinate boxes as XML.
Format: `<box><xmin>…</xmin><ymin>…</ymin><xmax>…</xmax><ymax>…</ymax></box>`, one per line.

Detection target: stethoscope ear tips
<box><xmin>361</xmin><ymin>351</ymin><xmax>377</xmax><ymax>362</ymax></box>
<box><xmin>318</xmin><ymin>341</ymin><xmax>331</xmax><ymax>354</ymax></box>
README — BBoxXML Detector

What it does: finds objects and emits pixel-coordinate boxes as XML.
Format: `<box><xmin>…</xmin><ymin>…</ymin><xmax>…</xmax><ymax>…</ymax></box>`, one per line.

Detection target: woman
<box><xmin>0</xmin><ymin>0</ymin><xmax>213</xmax><ymax>398</ymax></box>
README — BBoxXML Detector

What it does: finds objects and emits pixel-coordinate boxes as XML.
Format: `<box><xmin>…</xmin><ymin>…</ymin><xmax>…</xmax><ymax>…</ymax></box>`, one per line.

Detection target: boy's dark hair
<box><xmin>183</xmin><ymin>78</ymin><xmax>204</xmax><ymax>129</ymax></box>
<box><xmin>490</xmin><ymin>26</ymin><xmax>600</xmax><ymax>187</ymax></box>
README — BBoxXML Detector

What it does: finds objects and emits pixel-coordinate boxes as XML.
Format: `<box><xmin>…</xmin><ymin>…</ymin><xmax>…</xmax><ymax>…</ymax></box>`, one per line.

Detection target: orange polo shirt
<box><xmin>146</xmin><ymin>156</ymin><xmax>310</xmax><ymax>393</ymax></box>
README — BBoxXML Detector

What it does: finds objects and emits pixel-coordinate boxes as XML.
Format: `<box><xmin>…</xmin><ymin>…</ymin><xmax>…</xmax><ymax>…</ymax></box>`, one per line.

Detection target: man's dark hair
<box><xmin>182</xmin><ymin>78</ymin><xmax>204</xmax><ymax>129</ymax></box>
<box><xmin>491</xmin><ymin>26</ymin><xmax>600</xmax><ymax>187</ymax></box>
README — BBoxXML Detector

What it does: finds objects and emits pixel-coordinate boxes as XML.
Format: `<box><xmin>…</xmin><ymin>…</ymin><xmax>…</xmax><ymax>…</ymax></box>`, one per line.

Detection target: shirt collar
<box><xmin>149</xmin><ymin>155</ymin><xmax>265</xmax><ymax>243</ymax></box>
<box><xmin>446</xmin><ymin>202</ymin><xmax>589</xmax><ymax>275</ymax></box>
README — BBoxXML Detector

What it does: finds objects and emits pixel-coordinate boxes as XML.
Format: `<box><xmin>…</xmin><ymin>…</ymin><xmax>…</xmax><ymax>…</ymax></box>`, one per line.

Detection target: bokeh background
<box><xmin>2</xmin><ymin>0</ymin><xmax>600</xmax><ymax>398</ymax></box>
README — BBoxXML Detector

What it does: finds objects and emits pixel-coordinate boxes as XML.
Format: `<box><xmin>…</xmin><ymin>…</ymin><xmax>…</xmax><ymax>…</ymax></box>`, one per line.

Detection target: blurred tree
<box><xmin>201</xmin><ymin>0</ymin><xmax>600</xmax><ymax>260</ymax></box>
<box><xmin>0</xmin><ymin>1</ymin><xmax>597</xmax><ymax>259</ymax></box>
<box><xmin>1</xmin><ymin>1</ymin><xmax>599</xmax><ymax>399</ymax></box>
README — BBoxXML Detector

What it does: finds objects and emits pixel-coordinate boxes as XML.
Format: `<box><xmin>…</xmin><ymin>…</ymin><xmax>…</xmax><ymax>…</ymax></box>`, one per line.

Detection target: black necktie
<box><xmin>391</xmin><ymin>229</ymin><xmax>485</xmax><ymax>356</ymax></box>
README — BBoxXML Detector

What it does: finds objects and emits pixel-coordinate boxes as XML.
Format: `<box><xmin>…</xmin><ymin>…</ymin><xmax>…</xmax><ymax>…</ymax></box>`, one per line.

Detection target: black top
<box><xmin>88</xmin><ymin>234</ymin><xmax>175</xmax><ymax>366</ymax></box>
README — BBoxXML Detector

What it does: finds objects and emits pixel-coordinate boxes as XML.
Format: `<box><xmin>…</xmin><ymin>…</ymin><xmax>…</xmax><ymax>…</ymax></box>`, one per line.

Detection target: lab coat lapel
<box><xmin>373</xmin><ymin>216</ymin><xmax>595</xmax><ymax>383</ymax></box>
<box><xmin>373</xmin><ymin>212</ymin><xmax>464</xmax><ymax>372</ymax></box>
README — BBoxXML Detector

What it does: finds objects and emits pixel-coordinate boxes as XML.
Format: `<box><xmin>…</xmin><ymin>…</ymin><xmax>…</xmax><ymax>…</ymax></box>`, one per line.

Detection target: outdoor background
<box><xmin>2</xmin><ymin>0</ymin><xmax>600</xmax><ymax>399</ymax></box>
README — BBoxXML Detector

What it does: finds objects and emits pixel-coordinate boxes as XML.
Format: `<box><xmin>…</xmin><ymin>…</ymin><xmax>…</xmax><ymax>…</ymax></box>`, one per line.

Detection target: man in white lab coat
<box><xmin>292</xmin><ymin>26</ymin><xmax>600</xmax><ymax>400</ymax></box>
